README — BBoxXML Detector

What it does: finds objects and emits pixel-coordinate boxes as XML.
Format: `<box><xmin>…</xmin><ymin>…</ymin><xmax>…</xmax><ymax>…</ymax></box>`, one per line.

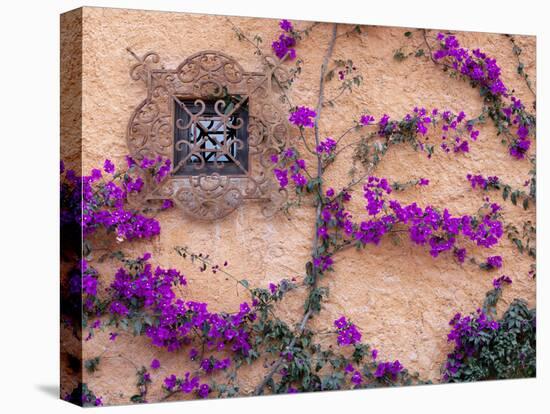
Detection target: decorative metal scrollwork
<box><xmin>126</xmin><ymin>49</ymin><xmax>290</xmax><ymax>220</ymax></box>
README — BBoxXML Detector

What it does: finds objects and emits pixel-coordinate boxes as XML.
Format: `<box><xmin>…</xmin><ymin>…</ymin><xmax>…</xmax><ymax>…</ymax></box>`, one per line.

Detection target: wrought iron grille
<box><xmin>173</xmin><ymin>97</ymin><xmax>249</xmax><ymax>176</ymax></box>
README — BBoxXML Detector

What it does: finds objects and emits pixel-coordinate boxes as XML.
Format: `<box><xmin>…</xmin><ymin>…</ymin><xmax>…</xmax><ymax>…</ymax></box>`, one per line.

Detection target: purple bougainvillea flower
<box><xmin>433</xmin><ymin>33</ymin><xmax>508</xmax><ymax>98</ymax></box>
<box><xmin>90</xmin><ymin>168</ymin><xmax>102</xmax><ymax>182</ymax></box>
<box><xmin>375</xmin><ymin>360</ymin><xmax>404</xmax><ymax>379</ymax></box>
<box><xmin>493</xmin><ymin>275</ymin><xmax>512</xmax><ymax>289</ymax></box>
<box><xmin>82</xmin><ymin>275</ymin><xmax>98</xmax><ymax>296</ymax></box>
<box><xmin>454</xmin><ymin>248</ymin><xmax>467</xmax><ymax>263</ymax></box>
<box><xmin>284</xmin><ymin>148</ymin><xmax>295</xmax><ymax>158</ymax></box>
<box><xmin>164</xmin><ymin>375</ymin><xmax>177</xmax><ymax>391</ymax></box>
<box><xmin>486</xmin><ymin>255</ymin><xmax>503</xmax><ymax>269</ymax></box>
<box><xmin>509</xmin><ymin>138</ymin><xmax>531</xmax><ymax>159</ymax></box>
<box><xmin>274</xmin><ymin>168</ymin><xmax>289</xmax><ymax>188</ymax></box>
<box><xmin>198</xmin><ymin>383</ymin><xmax>210</xmax><ymax>398</ymax></box>
<box><xmin>272</xmin><ymin>33</ymin><xmax>296</xmax><ymax>60</ymax></box>
<box><xmin>351</xmin><ymin>371</ymin><xmax>363</xmax><ymax>385</ymax></box>
<box><xmin>103</xmin><ymin>159</ymin><xmax>115</xmax><ymax>174</ymax></box>
<box><xmin>295</xmin><ymin>159</ymin><xmax>306</xmax><ymax>169</ymax></box>
<box><xmin>316</xmin><ymin>137</ymin><xmax>337</xmax><ymax>155</ymax></box>
<box><xmin>125</xmin><ymin>155</ymin><xmax>136</xmax><ymax>168</ymax></box>
<box><xmin>360</xmin><ymin>114</ymin><xmax>375</xmax><ymax>126</ymax></box>
<box><xmin>279</xmin><ymin>19</ymin><xmax>293</xmax><ymax>32</ymax></box>
<box><xmin>127</xmin><ymin>177</ymin><xmax>145</xmax><ymax>193</ymax></box>
<box><xmin>313</xmin><ymin>255</ymin><xmax>333</xmax><ymax>271</ymax></box>
<box><xmin>291</xmin><ymin>173</ymin><xmax>308</xmax><ymax>187</ymax></box>
<box><xmin>151</xmin><ymin>359</ymin><xmax>160</xmax><ymax>370</ymax></box>
<box><xmin>140</xmin><ymin>157</ymin><xmax>155</xmax><ymax>169</ymax></box>
<box><xmin>317</xmin><ymin>226</ymin><xmax>328</xmax><ymax>239</ymax></box>
<box><xmin>110</xmin><ymin>301</ymin><xmax>129</xmax><ymax>316</ymax></box>
<box><xmin>161</xmin><ymin>199</ymin><xmax>174</xmax><ymax>210</ymax></box>
<box><xmin>289</xmin><ymin>106</ymin><xmax>316</xmax><ymax>128</ymax></box>
<box><xmin>334</xmin><ymin>316</ymin><xmax>362</xmax><ymax>346</ymax></box>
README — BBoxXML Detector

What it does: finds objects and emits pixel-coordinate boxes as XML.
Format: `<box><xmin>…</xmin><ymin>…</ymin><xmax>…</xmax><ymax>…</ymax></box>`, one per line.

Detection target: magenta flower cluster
<box><xmin>272</xmin><ymin>19</ymin><xmax>296</xmax><ymax>60</ymax></box>
<box><xmin>163</xmin><ymin>372</ymin><xmax>210</xmax><ymax>399</ymax></box>
<box><xmin>360</xmin><ymin>114</ymin><xmax>375</xmax><ymax>126</ymax></box>
<box><xmin>279</xmin><ymin>19</ymin><xmax>293</xmax><ymax>32</ymax></box>
<box><xmin>314</xmin><ymin>187</ymin><xmax>353</xmax><ymax>270</ymax></box>
<box><xmin>273</xmin><ymin>168</ymin><xmax>289</xmax><ymax>188</ymax></box>
<box><xmin>363</xmin><ymin>176</ymin><xmax>392</xmax><ymax>216</ymax></box>
<box><xmin>275</xmin><ymin>160</ymin><xmax>504</xmax><ymax>265</ymax></box>
<box><xmin>362</xmin><ymin>106</ymin><xmax>479</xmax><ymax>156</ymax></box>
<box><xmin>60</xmin><ymin>157</ymin><xmax>175</xmax><ymax>242</ymax></box>
<box><xmin>200</xmin><ymin>357</ymin><xmax>231</xmax><ymax>373</ymax></box>
<box><xmin>334</xmin><ymin>316</ymin><xmax>362</xmax><ymax>346</ymax></box>
<box><xmin>492</xmin><ymin>275</ymin><xmax>512</xmax><ymax>289</ymax></box>
<box><xmin>486</xmin><ymin>255</ymin><xmax>503</xmax><ymax>269</ymax></box>
<box><xmin>335</xmin><ymin>316</ymin><xmax>405</xmax><ymax>386</ymax></box>
<box><xmin>316</xmin><ymin>137</ymin><xmax>337</xmax><ymax>155</ymax></box>
<box><xmin>466</xmin><ymin>173</ymin><xmax>500</xmax><ymax>190</ymax></box>
<box><xmin>67</xmin><ymin>259</ymin><xmax>103</xmax><ymax>314</ymax></box>
<box><xmin>352</xmin><ymin>176</ymin><xmax>504</xmax><ymax>259</ymax></box>
<box><xmin>108</xmin><ymin>255</ymin><xmax>255</xmax><ymax>356</ymax></box>
<box><xmin>101</xmin><ymin>253</ymin><xmax>265</xmax><ymax>398</ymax></box>
<box><xmin>272</xmin><ymin>147</ymin><xmax>308</xmax><ymax>189</ymax></box>
<box><xmin>392</xmin><ymin>201</ymin><xmax>502</xmax><ymax>256</ymax></box>
<box><xmin>433</xmin><ymin>33</ymin><xmax>507</xmax><ymax>96</ymax></box>
<box><xmin>374</xmin><ymin>360</ymin><xmax>404</xmax><ymax>380</ymax></box>
<box><xmin>289</xmin><ymin>106</ymin><xmax>316</xmax><ymax>128</ymax></box>
<box><xmin>444</xmin><ymin>307</ymin><xmax>501</xmax><ymax>379</ymax></box>
<box><xmin>433</xmin><ymin>34</ymin><xmax>533</xmax><ymax>160</ymax></box>
<box><xmin>139</xmin><ymin>155</ymin><xmax>172</xmax><ymax>183</ymax></box>
<box><xmin>509</xmin><ymin>133</ymin><xmax>531</xmax><ymax>159</ymax></box>
<box><xmin>504</xmin><ymin>97</ymin><xmax>532</xmax><ymax>159</ymax></box>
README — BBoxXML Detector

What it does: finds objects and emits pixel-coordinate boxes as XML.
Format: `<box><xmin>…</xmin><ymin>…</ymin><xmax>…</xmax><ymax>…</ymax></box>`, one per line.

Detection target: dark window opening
<box><xmin>173</xmin><ymin>97</ymin><xmax>249</xmax><ymax>176</ymax></box>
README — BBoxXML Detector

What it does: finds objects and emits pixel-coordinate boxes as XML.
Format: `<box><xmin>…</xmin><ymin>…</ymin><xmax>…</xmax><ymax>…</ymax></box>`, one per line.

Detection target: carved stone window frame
<box><xmin>126</xmin><ymin>50</ymin><xmax>291</xmax><ymax>220</ymax></box>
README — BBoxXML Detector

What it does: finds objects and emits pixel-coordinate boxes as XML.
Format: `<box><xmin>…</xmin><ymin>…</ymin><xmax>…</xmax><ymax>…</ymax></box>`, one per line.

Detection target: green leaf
<box><xmin>517</xmin><ymin>63</ymin><xmax>524</xmax><ymax>74</ymax></box>
<box><xmin>393</xmin><ymin>49</ymin><xmax>407</xmax><ymax>61</ymax></box>
<box><xmin>133</xmin><ymin>319</ymin><xmax>142</xmax><ymax>336</ymax></box>
<box><xmin>513</xmin><ymin>238</ymin><xmax>524</xmax><ymax>253</ymax></box>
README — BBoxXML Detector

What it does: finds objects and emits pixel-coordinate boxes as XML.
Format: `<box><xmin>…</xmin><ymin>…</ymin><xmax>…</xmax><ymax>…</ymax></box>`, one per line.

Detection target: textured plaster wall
<box><xmin>61</xmin><ymin>6</ymin><xmax>536</xmax><ymax>404</ymax></box>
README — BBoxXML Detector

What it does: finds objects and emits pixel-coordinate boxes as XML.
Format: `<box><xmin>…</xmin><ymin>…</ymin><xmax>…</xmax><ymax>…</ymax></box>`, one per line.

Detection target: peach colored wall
<box><xmin>61</xmin><ymin>7</ymin><xmax>536</xmax><ymax>404</ymax></box>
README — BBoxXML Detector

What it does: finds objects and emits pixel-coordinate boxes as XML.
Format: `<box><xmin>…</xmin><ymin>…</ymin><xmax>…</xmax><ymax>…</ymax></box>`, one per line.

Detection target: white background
<box><xmin>0</xmin><ymin>0</ymin><xmax>547</xmax><ymax>412</ymax></box>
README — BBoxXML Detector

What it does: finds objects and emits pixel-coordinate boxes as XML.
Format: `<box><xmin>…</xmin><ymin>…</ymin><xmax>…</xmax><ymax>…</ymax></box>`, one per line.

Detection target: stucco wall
<box><xmin>61</xmin><ymin>6</ymin><xmax>536</xmax><ymax>405</ymax></box>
